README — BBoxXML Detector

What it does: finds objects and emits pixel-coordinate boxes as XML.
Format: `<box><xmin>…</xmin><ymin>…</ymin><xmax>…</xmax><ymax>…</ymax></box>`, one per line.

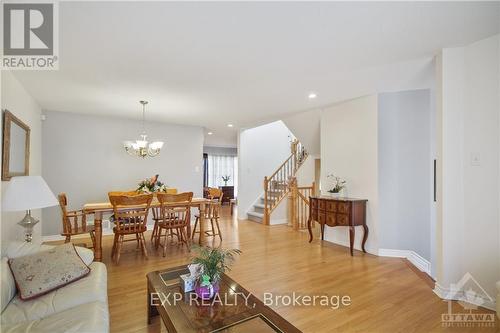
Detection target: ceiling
<box><xmin>12</xmin><ymin>1</ymin><xmax>500</xmax><ymax>147</ymax></box>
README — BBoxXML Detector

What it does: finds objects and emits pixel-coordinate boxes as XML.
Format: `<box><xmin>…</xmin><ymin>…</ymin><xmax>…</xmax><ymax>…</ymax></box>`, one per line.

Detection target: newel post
<box><xmin>287</xmin><ymin>178</ymin><xmax>294</xmax><ymax>228</ymax></box>
<box><xmin>289</xmin><ymin>177</ymin><xmax>298</xmax><ymax>230</ymax></box>
<box><xmin>290</xmin><ymin>139</ymin><xmax>297</xmax><ymax>155</ymax></box>
<box><xmin>291</xmin><ymin>140</ymin><xmax>298</xmax><ymax>172</ymax></box>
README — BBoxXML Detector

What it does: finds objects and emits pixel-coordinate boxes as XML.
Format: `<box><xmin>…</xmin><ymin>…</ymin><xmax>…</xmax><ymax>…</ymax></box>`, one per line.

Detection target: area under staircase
<box><xmin>247</xmin><ymin>139</ymin><xmax>308</xmax><ymax>224</ymax></box>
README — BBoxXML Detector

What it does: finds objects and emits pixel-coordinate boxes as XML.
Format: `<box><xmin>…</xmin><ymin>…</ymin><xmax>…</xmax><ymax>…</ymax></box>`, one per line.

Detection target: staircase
<box><xmin>247</xmin><ymin>139</ymin><xmax>308</xmax><ymax>224</ymax></box>
<box><xmin>246</xmin><ymin>197</ymin><xmax>267</xmax><ymax>222</ymax></box>
<box><xmin>247</xmin><ymin>181</ymin><xmax>288</xmax><ymax>223</ymax></box>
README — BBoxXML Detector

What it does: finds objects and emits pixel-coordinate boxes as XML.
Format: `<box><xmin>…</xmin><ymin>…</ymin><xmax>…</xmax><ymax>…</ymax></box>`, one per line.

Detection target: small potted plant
<box><xmin>191</xmin><ymin>245</ymin><xmax>241</xmax><ymax>300</ymax></box>
<box><xmin>327</xmin><ymin>173</ymin><xmax>346</xmax><ymax>197</ymax></box>
<box><xmin>222</xmin><ymin>175</ymin><xmax>231</xmax><ymax>186</ymax></box>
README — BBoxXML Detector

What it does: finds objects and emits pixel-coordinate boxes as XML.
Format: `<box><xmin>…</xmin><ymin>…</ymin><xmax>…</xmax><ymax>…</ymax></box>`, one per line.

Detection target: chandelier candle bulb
<box><xmin>150</xmin><ymin>141</ymin><xmax>164</xmax><ymax>150</ymax></box>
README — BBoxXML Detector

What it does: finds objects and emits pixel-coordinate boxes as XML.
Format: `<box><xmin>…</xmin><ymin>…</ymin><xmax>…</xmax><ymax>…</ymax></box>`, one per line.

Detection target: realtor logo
<box><xmin>441</xmin><ymin>273</ymin><xmax>496</xmax><ymax>328</ymax></box>
<box><xmin>2</xmin><ymin>1</ymin><xmax>59</xmax><ymax>69</ymax></box>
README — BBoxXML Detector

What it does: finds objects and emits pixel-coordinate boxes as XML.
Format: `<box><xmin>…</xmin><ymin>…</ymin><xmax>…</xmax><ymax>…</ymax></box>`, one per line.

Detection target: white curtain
<box><xmin>207</xmin><ymin>155</ymin><xmax>238</xmax><ymax>196</ymax></box>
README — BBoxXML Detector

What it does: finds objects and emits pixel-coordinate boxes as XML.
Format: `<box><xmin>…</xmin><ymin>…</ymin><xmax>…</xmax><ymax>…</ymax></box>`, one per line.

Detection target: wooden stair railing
<box><xmin>262</xmin><ymin>139</ymin><xmax>308</xmax><ymax>225</ymax></box>
<box><xmin>288</xmin><ymin>178</ymin><xmax>316</xmax><ymax>230</ymax></box>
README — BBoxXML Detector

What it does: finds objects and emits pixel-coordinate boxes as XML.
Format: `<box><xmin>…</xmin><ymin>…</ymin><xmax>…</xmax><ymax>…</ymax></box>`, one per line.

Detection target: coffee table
<box><xmin>147</xmin><ymin>266</ymin><xmax>302</xmax><ymax>333</ymax></box>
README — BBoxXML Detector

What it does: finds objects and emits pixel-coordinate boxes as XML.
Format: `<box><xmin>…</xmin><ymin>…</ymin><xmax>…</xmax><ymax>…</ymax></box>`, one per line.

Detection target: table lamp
<box><xmin>2</xmin><ymin>176</ymin><xmax>58</xmax><ymax>242</ymax></box>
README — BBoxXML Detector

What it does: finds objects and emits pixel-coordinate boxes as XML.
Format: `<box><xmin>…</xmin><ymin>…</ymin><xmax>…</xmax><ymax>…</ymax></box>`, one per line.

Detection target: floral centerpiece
<box><xmin>136</xmin><ymin>174</ymin><xmax>168</xmax><ymax>193</ymax></box>
<box><xmin>327</xmin><ymin>173</ymin><xmax>346</xmax><ymax>196</ymax></box>
<box><xmin>191</xmin><ymin>245</ymin><xmax>241</xmax><ymax>300</ymax></box>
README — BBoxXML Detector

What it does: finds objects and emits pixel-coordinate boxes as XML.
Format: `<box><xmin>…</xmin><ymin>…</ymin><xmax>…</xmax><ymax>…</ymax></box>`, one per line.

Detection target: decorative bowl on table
<box><xmin>195</xmin><ymin>280</ymin><xmax>220</xmax><ymax>300</ymax></box>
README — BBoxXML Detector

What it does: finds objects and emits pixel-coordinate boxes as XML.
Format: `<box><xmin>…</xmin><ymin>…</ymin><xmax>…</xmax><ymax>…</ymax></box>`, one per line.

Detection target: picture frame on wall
<box><xmin>2</xmin><ymin>110</ymin><xmax>30</xmax><ymax>181</ymax></box>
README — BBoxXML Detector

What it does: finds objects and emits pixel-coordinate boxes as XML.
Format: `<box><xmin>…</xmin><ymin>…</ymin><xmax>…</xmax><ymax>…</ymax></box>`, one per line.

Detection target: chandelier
<box><xmin>123</xmin><ymin>101</ymin><xmax>164</xmax><ymax>158</ymax></box>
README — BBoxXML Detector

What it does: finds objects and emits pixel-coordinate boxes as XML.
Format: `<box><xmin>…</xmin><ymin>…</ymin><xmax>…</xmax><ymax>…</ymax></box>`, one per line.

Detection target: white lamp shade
<box><xmin>2</xmin><ymin>176</ymin><xmax>58</xmax><ymax>212</ymax></box>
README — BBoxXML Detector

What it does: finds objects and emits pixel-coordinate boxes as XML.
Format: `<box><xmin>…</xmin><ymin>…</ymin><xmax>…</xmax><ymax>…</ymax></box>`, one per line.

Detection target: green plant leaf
<box><xmin>191</xmin><ymin>245</ymin><xmax>241</xmax><ymax>283</ymax></box>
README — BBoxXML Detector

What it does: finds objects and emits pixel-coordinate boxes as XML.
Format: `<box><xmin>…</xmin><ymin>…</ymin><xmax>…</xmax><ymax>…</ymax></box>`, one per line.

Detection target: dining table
<box><xmin>83</xmin><ymin>197</ymin><xmax>211</xmax><ymax>262</ymax></box>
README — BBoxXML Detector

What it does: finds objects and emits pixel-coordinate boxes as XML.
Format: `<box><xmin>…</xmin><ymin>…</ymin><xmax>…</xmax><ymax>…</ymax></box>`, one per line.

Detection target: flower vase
<box><xmin>329</xmin><ymin>192</ymin><xmax>342</xmax><ymax>198</ymax></box>
<box><xmin>195</xmin><ymin>282</ymin><xmax>220</xmax><ymax>300</ymax></box>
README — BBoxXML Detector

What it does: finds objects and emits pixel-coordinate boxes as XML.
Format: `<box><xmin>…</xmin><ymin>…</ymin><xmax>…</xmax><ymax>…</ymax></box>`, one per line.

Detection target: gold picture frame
<box><xmin>2</xmin><ymin>110</ymin><xmax>30</xmax><ymax>181</ymax></box>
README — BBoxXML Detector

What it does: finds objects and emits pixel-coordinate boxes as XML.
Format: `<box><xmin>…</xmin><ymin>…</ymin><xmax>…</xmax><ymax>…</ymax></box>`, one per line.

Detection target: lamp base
<box><xmin>17</xmin><ymin>210</ymin><xmax>39</xmax><ymax>243</ymax></box>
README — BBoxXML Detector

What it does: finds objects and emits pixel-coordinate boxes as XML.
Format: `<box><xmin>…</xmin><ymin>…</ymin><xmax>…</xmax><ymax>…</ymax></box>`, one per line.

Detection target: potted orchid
<box><xmin>191</xmin><ymin>245</ymin><xmax>241</xmax><ymax>300</ymax></box>
<box><xmin>136</xmin><ymin>174</ymin><xmax>168</xmax><ymax>193</ymax></box>
<box><xmin>327</xmin><ymin>173</ymin><xmax>346</xmax><ymax>197</ymax></box>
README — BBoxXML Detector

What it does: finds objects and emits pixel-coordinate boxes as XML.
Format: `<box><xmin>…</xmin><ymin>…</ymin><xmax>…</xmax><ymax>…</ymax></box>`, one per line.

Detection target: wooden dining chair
<box><xmin>108</xmin><ymin>193</ymin><xmax>153</xmax><ymax>264</ymax></box>
<box><xmin>150</xmin><ymin>188</ymin><xmax>179</xmax><ymax>244</ymax></box>
<box><xmin>58</xmin><ymin>193</ymin><xmax>96</xmax><ymax>248</ymax></box>
<box><xmin>154</xmin><ymin>192</ymin><xmax>193</xmax><ymax>257</ymax></box>
<box><xmin>109</xmin><ymin>190</ymin><xmax>140</xmax><ymax>246</ymax></box>
<box><xmin>108</xmin><ymin>190</ymin><xmax>139</xmax><ymax>198</ymax></box>
<box><xmin>192</xmin><ymin>188</ymin><xmax>223</xmax><ymax>242</ymax></box>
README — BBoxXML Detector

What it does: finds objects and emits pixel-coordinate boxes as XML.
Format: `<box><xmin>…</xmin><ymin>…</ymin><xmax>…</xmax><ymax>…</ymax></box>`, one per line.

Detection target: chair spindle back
<box><xmin>156</xmin><ymin>192</ymin><xmax>193</xmax><ymax>228</ymax></box>
<box><xmin>108</xmin><ymin>193</ymin><xmax>153</xmax><ymax>233</ymax></box>
<box><xmin>58</xmin><ymin>193</ymin><xmax>86</xmax><ymax>234</ymax></box>
<box><xmin>207</xmin><ymin>188</ymin><xmax>223</xmax><ymax>218</ymax></box>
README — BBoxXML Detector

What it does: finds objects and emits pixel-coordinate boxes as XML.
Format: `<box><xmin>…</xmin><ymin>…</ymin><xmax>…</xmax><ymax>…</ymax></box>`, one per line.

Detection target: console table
<box><xmin>219</xmin><ymin>185</ymin><xmax>234</xmax><ymax>204</ymax></box>
<box><xmin>308</xmin><ymin>196</ymin><xmax>368</xmax><ymax>256</ymax></box>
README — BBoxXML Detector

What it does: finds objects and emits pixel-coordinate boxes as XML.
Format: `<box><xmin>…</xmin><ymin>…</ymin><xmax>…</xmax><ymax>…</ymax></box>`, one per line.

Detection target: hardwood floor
<box><xmin>49</xmin><ymin>207</ymin><xmax>499</xmax><ymax>333</ymax></box>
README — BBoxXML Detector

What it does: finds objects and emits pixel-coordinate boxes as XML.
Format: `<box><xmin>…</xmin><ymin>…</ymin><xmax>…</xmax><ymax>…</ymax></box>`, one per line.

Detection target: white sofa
<box><xmin>1</xmin><ymin>242</ymin><xmax>109</xmax><ymax>333</ymax></box>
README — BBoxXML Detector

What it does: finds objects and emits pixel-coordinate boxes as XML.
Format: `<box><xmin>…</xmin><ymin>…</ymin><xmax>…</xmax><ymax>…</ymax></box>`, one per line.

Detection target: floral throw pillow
<box><xmin>8</xmin><ymin>243</ymin><xmax>91</xmax><ymax>300</ymax></box>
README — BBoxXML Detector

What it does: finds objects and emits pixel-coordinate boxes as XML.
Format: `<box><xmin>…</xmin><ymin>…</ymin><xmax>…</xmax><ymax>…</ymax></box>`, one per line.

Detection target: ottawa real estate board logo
<box><xmin>441</xmin><ymin>272</ymin><xmax>496</xmax><ymax>328</ymax></box>
<box><xmin>2</xmin><ymin>1</ymin><xmax>59</xmax><ymax>69</ymax></box>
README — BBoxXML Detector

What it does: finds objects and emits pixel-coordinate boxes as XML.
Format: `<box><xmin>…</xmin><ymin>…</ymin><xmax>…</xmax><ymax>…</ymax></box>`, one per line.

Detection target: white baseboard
<box><xmin>434</xmin><ymin>282</ymin><xmax>496</xmax><ymax>311</ymax></box>
<box><xmin>378</xmin><ymin>248</ymin><xmax>408</xmax><ymax>258</ymax></box>
<box><xmin>42</xmin><ymin>223</ymin><xmax>155</xmax><ymax>242</ymax></box>
<box><xmin>325</xmin><ymin>239</ymin><xmax>377</xmax><ymax>256</ymax></box>
<box><xmin>42</xmin><ymin>228</ymin><xmax>114</xmax><ymax>242</ymax></box>
<box><xmin>270</xmin><ymin>218</ymin><xmax>288</xmax><ymax>225</ymax></box>
<box><xmin>407</xmin><ymin>251</ymin><xmax>432</xmax><ymax>275</ymax></box>
<box><xmin>378</xmin><ymin>248</ymin><xmax>431</xmax><ymax>276</ymax></box>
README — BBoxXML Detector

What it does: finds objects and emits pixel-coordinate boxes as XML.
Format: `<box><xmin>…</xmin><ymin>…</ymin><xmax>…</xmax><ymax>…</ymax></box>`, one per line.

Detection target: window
<box><xmin>207</xmin><ymin>154</ymin><xmax>238</xmax><ymax>196</ymax></box>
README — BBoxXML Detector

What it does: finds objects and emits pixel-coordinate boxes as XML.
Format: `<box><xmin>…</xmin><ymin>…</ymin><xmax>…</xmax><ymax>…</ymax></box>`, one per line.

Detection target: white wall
<box><xmin>42</xmin><ymin>110</ymin><xmax>204</xmax><ymax>236</ymax></box>
<box><xmin>295</xmin><ymin>153</ymin><xmax>317</xmax><ymax>188</ymax></box>
<box><xmin>282</xmin><ymin>109</ymin><xmax>321</xmax><ymax>156</ymax></box>
<box><xmin>429</xmin><ymin>87</ymin><xmax>438</xmax><ymax>278</ymax></box>
<box><xmin>378</xmin><ymin>90</ymin><xmax>433</xmax><ymax>262</ymax></box>
<box><xmin>435</xmin><ymin>34</ymin><xmax>500</xmax><ymax>307</ymax></box>
<box><xmin>1</xmin><ymin>72</ymin><xmax>43</xmax><ymax>243</ymax></box>
<box><xmin>320</xmin><ymin>95</ymin><xmax>379</xmax><ymax>254</ymax></box>
<box><xmin>238</xmin><ymin>121</ymin><xmax>293</xmax><ymax>220</ymax></box>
